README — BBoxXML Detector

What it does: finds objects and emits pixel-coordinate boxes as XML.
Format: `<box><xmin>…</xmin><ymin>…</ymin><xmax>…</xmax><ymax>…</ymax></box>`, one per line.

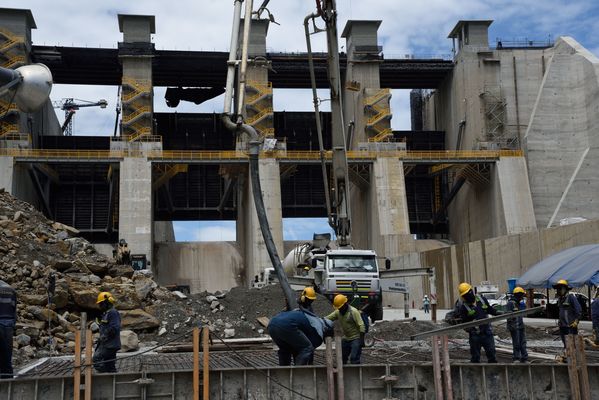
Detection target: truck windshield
<box><xmin>328</xmin><ymin>256</ymin><xmax>378</xmax><ymax>273</ymax></box>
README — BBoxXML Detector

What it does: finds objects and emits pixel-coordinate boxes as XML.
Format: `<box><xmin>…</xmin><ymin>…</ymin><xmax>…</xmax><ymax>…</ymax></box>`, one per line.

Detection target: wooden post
<box><xmin>84</xmin><ymin>329</ymin><xmax>93</xmax><ymax>400</ymax></box>
<box><xmin>441</xmin><ymin>335</ymin><xmax>453</xmax><ymax>400</ymax></box>
<box><xmin>431</xmin><ymin>335</ymin><xmax>443</xmax><ymax>400</ymax></box>
<box><xmin>202</xmin><ymin>326</ymin><xmax>210</xmax><ymax>400</ymax></box>
<box><xmin>193</xmin><ymin>327</ymin><xmax>200</xmax><ymax>400</ymax></box>
<box><xmin>73</xmin><ymin>330</ymin><xmax>81</xmax><ymax>400</ymax></box>
<box><xmin>325</xmin><ymin>337</ymin><xmax>335</xmax><ymax>400</ymax></box>
<box><xmin>576</xmin><ymin>335</ymin><xmax>591</xmax><ymax>400</ymax></box>
<box><xmin>335</xmin><ymin>336</ymin><xmax>344</xmax><ymax>400</ymax></box>
<box><xmin>566</xmin><ymin>335</ymin><xmax>581</xmax><ymax>400</ymax></box>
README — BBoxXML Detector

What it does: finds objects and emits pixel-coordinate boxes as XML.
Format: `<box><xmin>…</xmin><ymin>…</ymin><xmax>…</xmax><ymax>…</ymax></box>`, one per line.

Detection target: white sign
<box><xmin>381</xmin><ymin>279</ymin><xmax>408</xmax><ymax>294</ymax></box>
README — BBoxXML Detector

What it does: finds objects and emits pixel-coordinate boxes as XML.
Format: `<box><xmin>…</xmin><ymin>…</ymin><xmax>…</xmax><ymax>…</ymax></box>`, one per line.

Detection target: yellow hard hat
<box><xmin>333</xmin><ymin>294</ymin><xmax>348</xmax><ymax>309</ymax></box>
<box><xmin>96</xmin><ymin>291</ymin><xmax>115</xmax><ymax>304</ymax></box>
<box><xmin>556</xmin><ymin>279</ymin><xmax>568</xmax><ymax>286</ymax></box>
<box><xmin>302</xmin><ymin>287</ymin><xmax>317</xmax><ymax>300</ymax></box>
<box><xmin>513</xmin><ymin>286</ymin><xmax>526</xmax><ymax>295</ymax></box>
<box><xmin>458</xmin><ymin>282</ymin><xmax>473</xmax><ymax>297</ymax></box>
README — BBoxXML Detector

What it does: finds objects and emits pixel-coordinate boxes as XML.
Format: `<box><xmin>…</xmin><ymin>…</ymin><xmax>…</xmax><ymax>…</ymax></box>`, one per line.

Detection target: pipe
<box><xmin>223</xmin><ymin>0</ymin><xmax>243</xmax><ymax>115</ymax></box>
<box><xmin>236</xmin><ymin>0</ymin><xmax>254</xmax><ymax>118</ymax></box>
<box><xmin>248</xmin><ymin>139</ymin><xmax>297</xmax><ymax>309</ymax></box>
<box><xmin>304</xmin><ymin>11</ymin><xmax>334</xmax><ymax>230</ymax></box>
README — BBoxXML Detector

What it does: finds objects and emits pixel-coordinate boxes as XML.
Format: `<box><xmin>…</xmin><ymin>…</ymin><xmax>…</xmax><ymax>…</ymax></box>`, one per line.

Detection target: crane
<box><xmin>52</xmin><ymin>98</ymin><xmax>108</xmax><ymax>136</ymax></box>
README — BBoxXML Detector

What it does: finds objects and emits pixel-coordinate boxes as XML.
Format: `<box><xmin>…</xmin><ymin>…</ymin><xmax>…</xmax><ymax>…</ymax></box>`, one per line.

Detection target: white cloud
<box><xmin>283</xmin><ymin>217</ymin><xmax>332</xmax><ymax>241</ymax></box>
<box><xmin>173</xmin><ymin>221</ymin><xmax>236</xmax><ymax>242</ymax></box>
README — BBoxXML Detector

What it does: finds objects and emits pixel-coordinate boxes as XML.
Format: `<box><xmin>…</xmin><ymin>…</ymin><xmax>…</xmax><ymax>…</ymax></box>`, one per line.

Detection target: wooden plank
<box><xmin>441</xmin><ymin>335</ymin><xmax>453</xmax><ymax>400</ymax></box>
<box><xmin>203</xmin><ymin>327</ymin><xmax>210</xmax><ymax>400</ymax></box>
<box><xmin>431</xmin><ymin>335</ymin><xmax>443</xmax><ymax>400</ymax></box>
<box><xmin>335</xmin><ymin>336</ymin><xmax>344</xmax><ymax>400</ymax></box>
<box><xmin>84</xmin><ymin>329</ymin><xmax>92</xmax><ymax>400</ymax></box>
<box><xmin>325</xmin><ymin>337</ymin><xmax>335</xmax><ymax>400</ymax></box>
<box><xmin>73</xmin><ymin>330</ymin><xmax>81</xmax><ymax>400</ymax></box>
<box><xmin>193</xmin><ymin>327</ymin><xmax>200</xmax><ymax>400</ymax></box>
<box><xmin>576</xmin><ymin>336</ymin><xmax>590</xmax><ymax>400</ymax></box>
<box><xmin>566</xmin><ymin>335</ymin><xmax>581</xmax><ymax>400</ymax></box>
<box><xmin>256</xmin><ymin>317</ymin><xmax>270</xmax><ymax>328</ymax></box>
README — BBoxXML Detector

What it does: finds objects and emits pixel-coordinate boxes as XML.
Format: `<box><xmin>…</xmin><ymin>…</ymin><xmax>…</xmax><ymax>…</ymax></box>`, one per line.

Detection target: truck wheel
<box><xmin>371</xmin><ymin>302</ymin><xmax>383</xmax><ymax>322</ymax></box>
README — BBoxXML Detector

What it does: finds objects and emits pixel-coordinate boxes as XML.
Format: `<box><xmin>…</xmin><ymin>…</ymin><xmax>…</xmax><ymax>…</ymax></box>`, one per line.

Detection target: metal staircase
<box><xmin>0</xmin><ymin>28</ymin><xmax>25</xmax><ymax>69</ymax></box>
<box><xmin>121</xmin><ymin>78</ymin><xmax>152</xmax><ymax>141</ymax></box>
<box><xmin>245</xmin><ymin>81</ymin><xmax>274</xmax><ymax>137</ymax></box>
<box><xmin>364</xmin><ymin>89</ymin><xmax>393</xmax><ymax>142</ymax></box>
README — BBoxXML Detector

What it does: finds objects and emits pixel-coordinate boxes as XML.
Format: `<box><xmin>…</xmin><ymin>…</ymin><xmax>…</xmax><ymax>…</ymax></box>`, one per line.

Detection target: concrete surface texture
<box><xmin>392</xmin><ymin>219</ymin><xmax>599</xmax><ymax>309</ymax></box>
<box><xmin>118</xmin><ymin>157</ymin><xmax>154</xmax><ymax>265</ymax></box>
<box><xmin>524</xmin><ymin>36</ymin><xmax>599</xmax><ymax>228</ymax></box>
<box><xmin>154</xmin><ymin>241</ymin><xmax>244</xmax><ymax>293</ymax></box>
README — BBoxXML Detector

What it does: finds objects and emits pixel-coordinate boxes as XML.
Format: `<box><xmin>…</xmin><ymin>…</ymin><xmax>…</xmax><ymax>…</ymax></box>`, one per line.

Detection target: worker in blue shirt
<box><xmin>506</xmin><ymin>287</ymin><xmax>528</xmax><ymax>362</ymax></box>
<box><xmin>591</xmin><ymin>288</ymin><xmax>599</xmax><ymax>345</ymax></box>
<box><xmin>93</xmin><ymin>292</ymin><xmax>121</xmax><ymax>373</ymax></box>
<box><xmin>553</xmin><ymin>279</ymin><xmax>581</xmax><ymax>348</ymax></box>
<box><xmin>268</xmin><ymin>309</ymin><xmax>333</xmax><ymax>366</ymax></box>
<box><xmin>0</xmin><ymin>280</ymin><xmax>16</xmax><ymax>379</ymax></box>
<box><xmin>455</xmin><ymin>282</ymin><xmax>499</xmax><ymax>363</ymax></box>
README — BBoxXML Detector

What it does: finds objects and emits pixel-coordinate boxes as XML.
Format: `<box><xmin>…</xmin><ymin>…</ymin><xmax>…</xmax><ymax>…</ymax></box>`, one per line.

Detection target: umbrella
<box><xmin>516</xmin><ymin>244</ymin><xmax>599</xmax><ymax>289</ymax></box>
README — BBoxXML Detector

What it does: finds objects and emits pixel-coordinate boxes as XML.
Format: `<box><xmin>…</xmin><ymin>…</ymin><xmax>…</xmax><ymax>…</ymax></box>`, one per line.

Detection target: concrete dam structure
<box><xmin>1</xmin><ymin>9</ymin><xmax>599</xmax><ymax>301</ymax></box>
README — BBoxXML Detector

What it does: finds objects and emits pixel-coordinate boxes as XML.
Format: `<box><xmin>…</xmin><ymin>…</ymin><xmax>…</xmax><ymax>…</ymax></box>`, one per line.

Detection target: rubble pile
<box><xmin>0</xmin><ymin>189</ymin><xmax>174</xmax><ymax>365</ymax></box>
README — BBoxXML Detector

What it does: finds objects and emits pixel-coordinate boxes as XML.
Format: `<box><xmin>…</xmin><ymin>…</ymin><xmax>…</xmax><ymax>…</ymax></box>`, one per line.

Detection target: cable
<box><xmin>209</xmin><ymin>330</ymin><xmax>316</xmax><ymax>400</ymax></box>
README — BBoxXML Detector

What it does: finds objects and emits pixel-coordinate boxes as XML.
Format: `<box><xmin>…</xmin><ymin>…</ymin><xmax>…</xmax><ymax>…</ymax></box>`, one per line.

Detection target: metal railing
<box><xmin>110</xmin><ymin>135</ymin><xmax>162</xmax><ymax>143</ymax></box>
<box><xmin>0</xmin><ymin>148</ymin><xmax>523</xmax><ymax>161</ymax></box>
<box><xmin>0</xmin><ymin>133</ymin><xmax>31</xmax><ymax>142</ymax></box>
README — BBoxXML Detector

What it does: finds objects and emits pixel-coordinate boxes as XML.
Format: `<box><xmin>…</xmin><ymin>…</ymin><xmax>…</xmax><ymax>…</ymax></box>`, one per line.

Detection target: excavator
<box><xmin>223</xmin><ymin>0</ymin><xmax>436</xmax><ymax>321</ymax></box>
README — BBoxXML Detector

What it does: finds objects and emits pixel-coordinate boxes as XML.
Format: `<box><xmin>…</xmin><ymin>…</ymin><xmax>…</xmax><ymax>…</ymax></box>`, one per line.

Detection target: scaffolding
<box><xmin>364</xmin><ymin>89</ymin><xmax>393</xmax><ymax>142</ymax></box>
<box><xmin>479</xmin><ymin>86</ymin><xmax>519</xmax><ymax>149</ymax></box>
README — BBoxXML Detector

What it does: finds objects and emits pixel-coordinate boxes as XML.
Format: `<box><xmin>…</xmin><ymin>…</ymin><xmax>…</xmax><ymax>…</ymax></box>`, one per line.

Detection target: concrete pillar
<box><xmin>496</xmin><ymin>157</ymin><xmax>537</xmax><ymax>234</ymax></box>
<box><xmin>0</xmin><ymin>9</ymin><xmax>35</xmax><ymax>137</ymax></box>
<box><xmin>154</xmin><ymin>221</ymin><xmax>175</xmax><ymax>242</ymax></box>
<box><xmin>237</xmin><ymin>158</ymin><xmax>284</xmax><ymax>286</ymax></box>
<box><xmin>118</xmin><ymin>14</ymin><xmax>155</xmax><ymax>139</ymax></box>
<box><xmin>341</xmin><ymin>20</ymin><xmax>390</xmax><ymax>146</ymax></box>
<box><xmin>0</xmin><ymin>156</ymin><xmax>14</xmax><ymax>192</ymax></box>
<box><xmin>118</xmin><ymin>157</ymin><xmax>153</xmax><ymax>266</ymax></box>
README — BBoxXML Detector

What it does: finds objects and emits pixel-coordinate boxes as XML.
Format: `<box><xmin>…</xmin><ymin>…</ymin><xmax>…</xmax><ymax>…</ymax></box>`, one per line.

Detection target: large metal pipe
<box><xmin>236</xmin><ymin>0</ymin><xmax>254</xmax><ymax>118</ymax></box>
<box><xmin>304</xmin><ymin>11</ymin><xmax>334</xmax><ymax>230</ymax></box>
<box><xmin>223</xmin><ymin>0</ymin><xmax>244</xmax><ymax>115</ymax></box>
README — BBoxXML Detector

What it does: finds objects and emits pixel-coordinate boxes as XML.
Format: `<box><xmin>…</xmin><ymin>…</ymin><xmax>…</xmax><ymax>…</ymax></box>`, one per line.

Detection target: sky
<box><xmin>7</xmin><ymin>0</ymin><xmax>599</xmax><ymax>241</ymax></box>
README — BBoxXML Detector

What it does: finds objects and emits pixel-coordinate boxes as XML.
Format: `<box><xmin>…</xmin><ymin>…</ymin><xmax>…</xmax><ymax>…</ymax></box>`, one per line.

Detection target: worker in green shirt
<box><xmin>326</xmin><ymin>294</ymin><xmax>365</xmax><ymax>364</ymax></box>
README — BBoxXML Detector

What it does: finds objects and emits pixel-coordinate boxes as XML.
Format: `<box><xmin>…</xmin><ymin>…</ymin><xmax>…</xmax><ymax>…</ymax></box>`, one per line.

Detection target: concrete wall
<box><xmin>154</xmin><ymin>242</ymin><xmax>244</xmax><ymax>293</ymax></box>
<box><xmin>118</xmin><ymin>157</ymin><xmax>153</xmax><ymax>265</ymax></box>
<box><xmin>0</xmin><ymin>156</ymin><xmax>42</xmax><ymax>210</ymax></box>
<box><xmin>393</xmin><ymin>219</ymin><xmax>599</xmax><ymax>309</ymax></box>
<box><xmin>524</xmin><ymin>37</ymin><xmax>599</xmax><ymax>228</ymax></box>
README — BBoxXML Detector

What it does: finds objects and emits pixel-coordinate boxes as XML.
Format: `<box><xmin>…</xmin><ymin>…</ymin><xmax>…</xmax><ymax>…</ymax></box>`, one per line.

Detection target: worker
<box><xmin>0</xmin><ymin>280</ymin><xmax>16</xmax><ymax>379</ymax></box>
<box><xmin>423</xmin><ymin>295</ymin><xmax>431</xmax><ymax>314</ymax></box>
<box><xmin>592</xmin><ymin>288</ymin><xmax>599</xmax><ymax>346</ymax></box>
<box><xmin>93</xmin><ymin>292</ymin><xmax>121</xmax><ymax>373</ymax></box>
<box><xmin>268</xmin><ymin>309</ymin><xmax>333</xmax><ymax>366</ymax></box>
<box><xmin>298</xmin><ymin>286</ymin><xmax>317</xmax><ymax>313</ymax></box>
<box><xmin>455</xmin><ymin>282</ymin><xmax>499</xmax><ymax>363</ymax></box>
<box><xmin>553</xmin><ymin>279</ymin><xmax>581</xmax><ymax>347</ymax></box>
<box><xmin>506</xmin><ymin>287</ymin><xmax>528</xmax><ymax>362</ymax></box>
<box><xmin>326</xmin><ymin>294</ymin><xmax>365</xmax><ymax>364</ymax></box>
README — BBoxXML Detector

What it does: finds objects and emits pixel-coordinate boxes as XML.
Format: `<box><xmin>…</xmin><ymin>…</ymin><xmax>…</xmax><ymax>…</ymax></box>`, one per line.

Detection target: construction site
<box><xmin>1</xmin><ymin>0</ymin><xmax>599</xmax><ymax>398</ymax></box>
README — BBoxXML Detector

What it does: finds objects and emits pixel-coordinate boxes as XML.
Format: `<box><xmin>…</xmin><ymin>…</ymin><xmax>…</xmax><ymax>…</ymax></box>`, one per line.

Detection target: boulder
<box><xmin>224</xmin><ymin>328</ymin><xmax>235</xmax><ymax>338</ymax></box>
<box><xmin>206</xmin><ymin>295</ymin><xmax>218</xmax><ymax>303</ymax></box>
<box><xmin>134</xmin><ymin>276</ymin><xmax>156</xmax><ymax>301</ymax></box>
<box><xmin>26</xmin><ymin>306</ymin><xmax>58</xmax><ymax>324</ymax></box>
<box><xmin>52</xmin><ymin>222</ymin><xmax>80</xmax><ymax>236</ymax></box>
<box><xmin>51</xmin><ymin>260</ymin><xmax>73</xmax><ymax>272</ymax></box>
<box><xmin>15</xmin><ymin>333</ymin><xmax>31</xmax><ymax>347</ymax></box>
<box><xmin>119</xmin><ymin>330</ymin><xmax>139</xmax><ymax>352</ymax></box>
<box><xmin>68</xmin><ymin>281</ymin><xmax>101</xmax><ymax>311</ymax></box>
<box><xmin>85</xmin><ymin>262</ymin><xmax>109</xmax><ymax>276</ymax></box>
<box><xmin>101</xmin><ymin>283</ymin><xmax>141</xmax><ymax>310</ymax></box>
<box><xmin>108</xmin><ymin>264</ymin><xmax>134</xmax><ymax>279</ymax></box>
<box><xmin>21</xmin><ymin>294</ymin><xmax>47</xmax><ymax>306</ymax></box>
<box><xmin>120</xmin><ymin>309</ymin><xmax>160</xmax><ymax>330</ymax></box>
<box><xmin>52</xmin><ymin>279</ymin><xmax>69</xmax><ymax>309</ymax></box>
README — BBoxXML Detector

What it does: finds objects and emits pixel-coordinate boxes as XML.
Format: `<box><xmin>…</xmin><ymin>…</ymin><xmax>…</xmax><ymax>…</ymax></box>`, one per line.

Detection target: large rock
<box><xmin>51</xmin><ymin>260</ymin><xmax>73</xmax><ymax>272</ymax></box>
<box><xmin>119</xmin><ymin>330</ymin><xmax>139</xmax><ymax>352</ymax></box>
<box><xmin>21</xmin><ymin>294</ymin><xmax>47</xmax><ymax>306</ymax></box>
<box><xmin>68</xmin><ymin>281</ymin><xmax>100</xmax><ymax>311</ymax></box>
<box><xmin>26</xmin><ymin>306</ymin><xmax>58</xmax><ymax>324</ymax></box>
<box><xmin>101</xmin><ymin>283</ymin><xmax>141</xmax><ymax>310</ymax></box>
<box><xmin>134</xmin><ymin>276</ymin><xmax>156</xmax><ymax>301</ymax></box>
<box><xmin>52</xmin><ymin>221</ymin><xmax>80</xmax><ymax>236</ymax></box>
<box><xmin>120</xmin><ymin>309</ymin><xmax>160</xmax><ymax>330</ymax></box>
<box><xmin>52</xmin><ymin>279</ymin><xmax>69</xmax><ymax>309</ymax></box>
<box><xmin>85</xmin><ymin>262</ymin><xmax>109</xmax><ymax>276</ymax></box>
<box><xmin>108</xmin><ymin>264</ymin><xmax>134</xmax><ymax>279</ymax></box>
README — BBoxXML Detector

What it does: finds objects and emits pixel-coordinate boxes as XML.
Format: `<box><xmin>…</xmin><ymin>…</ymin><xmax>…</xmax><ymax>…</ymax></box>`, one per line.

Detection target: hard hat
<box><xmin>96</xmin><ymin>291</ymin><xmax>115</xmax><ymax>304</ymax></box>
<box><xmin>552</xmin><ymin>279</ymin><xmax>571</xmax><ymax>289</ymax></box>
<box><xmin>458</xmin><ymin>282</ymin><xmax>473</xmax><ymax>297</ymax></box>
<box><xmin>513</xmin><ymin>287</ymin><xmax>526</xmax><ymax>295</ymax></box>
<box><xmin>333</xmin><ymin>294</ymin><xmax>348</xmax><ymax>309</ymax></box>
<box><xmin>302</xmin><ymin>287</ymin><xmax>317</xmax><ymax>300</ymax></box>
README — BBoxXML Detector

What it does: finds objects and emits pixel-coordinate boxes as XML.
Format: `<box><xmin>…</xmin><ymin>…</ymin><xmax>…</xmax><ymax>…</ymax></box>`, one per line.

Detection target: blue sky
<box><xmin>7</xmin><ymin>0</ymin><xmax>599</xmax><ymax>241</ymax></box>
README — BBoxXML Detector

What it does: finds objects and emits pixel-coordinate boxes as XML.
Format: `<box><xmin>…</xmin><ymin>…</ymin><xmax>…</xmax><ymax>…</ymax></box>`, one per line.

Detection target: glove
<box><xmin>359</xmin><ymin>333</ymin><xmax>366</xmax><ymax>348</ymax></box>
<box><xmin>569</xmin><ymin>320</ymin><xmax>579</xmax><ymax>329</ymax></box>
